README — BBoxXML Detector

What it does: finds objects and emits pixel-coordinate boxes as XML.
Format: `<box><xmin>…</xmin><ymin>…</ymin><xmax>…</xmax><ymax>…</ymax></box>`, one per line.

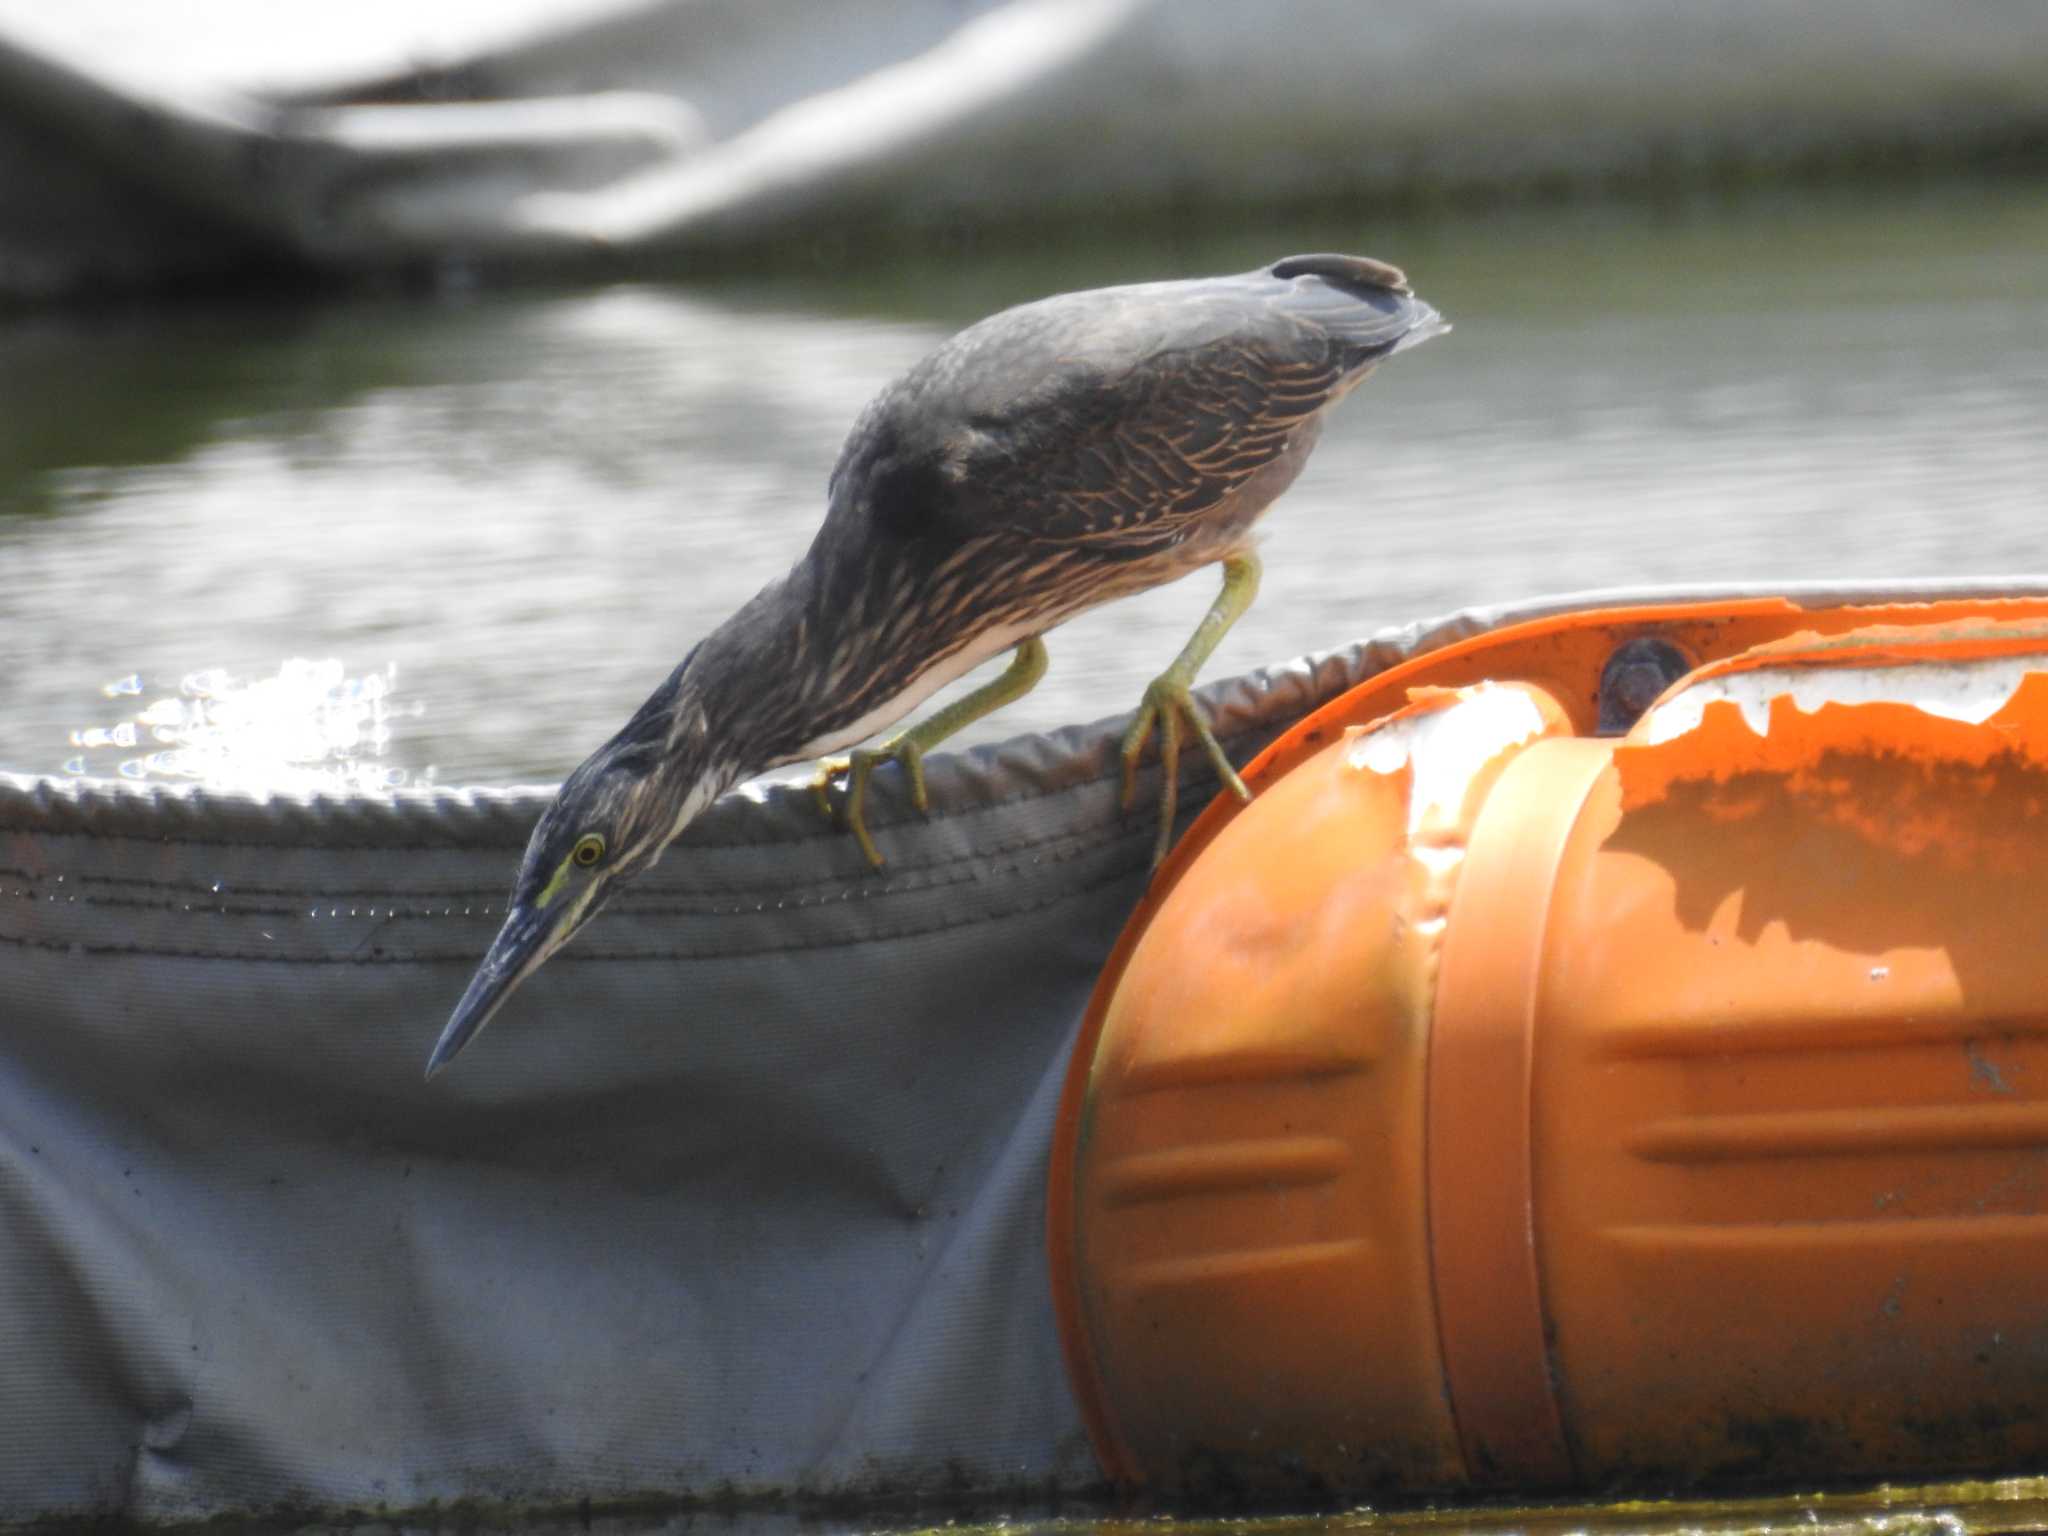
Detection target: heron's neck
<box><xmin>672</xmin><ymin>562</ymin><xmax>847</xmax><ymax>774</ymax></box>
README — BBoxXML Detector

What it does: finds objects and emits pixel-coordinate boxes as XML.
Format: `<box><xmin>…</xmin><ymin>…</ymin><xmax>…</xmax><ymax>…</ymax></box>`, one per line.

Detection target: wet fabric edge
<box><xmin>7</xmin><ymin>576</ymin><xmax>2048</xmax><ymax>849</ymax></box>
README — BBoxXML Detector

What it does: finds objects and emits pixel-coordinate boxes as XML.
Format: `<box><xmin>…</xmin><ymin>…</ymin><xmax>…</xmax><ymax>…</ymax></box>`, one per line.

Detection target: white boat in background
<box><xmin>5</xmin><ymin>0</ymin><xmax>2048</xmax><ymax>299</ymax></box>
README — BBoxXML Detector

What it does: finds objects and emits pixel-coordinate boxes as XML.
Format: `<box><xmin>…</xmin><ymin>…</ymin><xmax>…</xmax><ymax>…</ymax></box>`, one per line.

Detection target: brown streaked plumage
<box><xmin>427</xmin><ymin>253</ymin><xmax>1445</xmax><ymax>1076</ymax></box>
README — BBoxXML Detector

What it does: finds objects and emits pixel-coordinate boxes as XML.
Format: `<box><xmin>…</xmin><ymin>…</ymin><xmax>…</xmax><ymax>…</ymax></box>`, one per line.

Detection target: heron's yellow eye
<box><xmin>572</xmin><ymin>833</ymin><xmax>605</xmax><ymax>868</ymax></box>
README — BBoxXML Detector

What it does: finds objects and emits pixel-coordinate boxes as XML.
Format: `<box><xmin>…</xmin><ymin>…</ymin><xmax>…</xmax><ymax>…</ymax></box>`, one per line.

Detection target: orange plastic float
<box><xmin>1048</xmin><ymin>596</ymin><xmax>2048</xmax><ymax>1500</ymax></box>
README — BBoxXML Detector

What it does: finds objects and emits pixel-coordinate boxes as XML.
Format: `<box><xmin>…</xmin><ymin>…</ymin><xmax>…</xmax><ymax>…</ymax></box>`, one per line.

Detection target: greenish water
<box><xmin>1</xmin><ymin>179</ymin><xmax>2044</xmax><ymax>792</ymax></box>
<box><xmin>939</xmin><ymin>1475</ymin><xmax>2048</xmax><ymax>1535</ymax></box>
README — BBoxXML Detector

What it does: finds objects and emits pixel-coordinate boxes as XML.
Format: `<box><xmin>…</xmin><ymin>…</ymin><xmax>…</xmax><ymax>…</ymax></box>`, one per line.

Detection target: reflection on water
<box><xmin>63</xmin><ymin>659</ymin><xmax>426</xmax><ymax>794</ymax></box>
<box><xmin>2</xmin><ymin>180</ymin><xmax>2045</xmax><ymax>788</ymax></box>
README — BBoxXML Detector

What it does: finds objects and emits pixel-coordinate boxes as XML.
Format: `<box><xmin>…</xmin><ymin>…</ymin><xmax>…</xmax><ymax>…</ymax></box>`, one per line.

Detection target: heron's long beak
<box><xmin>425</xmin><ymin>902</ymin><xmax>565</xmax><ymax>1079</ymax></box>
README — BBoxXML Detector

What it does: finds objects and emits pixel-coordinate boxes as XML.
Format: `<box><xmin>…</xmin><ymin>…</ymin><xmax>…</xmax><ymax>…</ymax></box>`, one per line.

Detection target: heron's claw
<box><xmin>809</xmin><ymin>758</ymin><xmax>847</xmax><ymax>823</ymax></box>
<box><xmin>810</xmin><ymin>737</ymin><xmax>931</xmax><ymax>868</ymax></box>
<box><xmin>1118</xmin><ymin>676</ymin><xmax>1250</xmax><ymax>867</ymax></box>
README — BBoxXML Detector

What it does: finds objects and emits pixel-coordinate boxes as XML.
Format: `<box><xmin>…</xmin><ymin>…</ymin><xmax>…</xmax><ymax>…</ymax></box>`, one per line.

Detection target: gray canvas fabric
<box><xmin>5</xmin><ymin>578</ymin><xmax>2047</xmax><ymax>1524</ymax></box>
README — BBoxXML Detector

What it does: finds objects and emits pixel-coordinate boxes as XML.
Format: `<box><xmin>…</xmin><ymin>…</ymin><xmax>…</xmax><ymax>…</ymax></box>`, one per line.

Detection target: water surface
<box><xmin>2</xmin><ymin>180</ymin><xmax>2043</xmax><ymax>788</ymax></box>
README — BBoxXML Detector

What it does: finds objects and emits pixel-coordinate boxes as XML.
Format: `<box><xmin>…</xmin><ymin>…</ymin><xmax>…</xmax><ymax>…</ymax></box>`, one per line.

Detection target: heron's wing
<box><xmin>955</xmin><ymin>260</ymin><xmax>1435</xmax><ymax>553</ymax></box>
<box><xmin>986</xmin><ymin>341</ymin><xmax>1333</xmax><ymax>551</ymax></box>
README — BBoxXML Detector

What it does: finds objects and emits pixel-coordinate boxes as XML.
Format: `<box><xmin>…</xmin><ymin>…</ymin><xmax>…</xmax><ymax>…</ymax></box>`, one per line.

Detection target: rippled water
<box><xmin>2</xmin><ymin>180</ymin><xmax>2044</xmax><ymax>788</ymax></box>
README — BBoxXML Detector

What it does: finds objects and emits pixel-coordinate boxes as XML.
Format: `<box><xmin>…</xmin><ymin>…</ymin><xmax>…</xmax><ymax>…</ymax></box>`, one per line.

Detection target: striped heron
<box><xmin>428</xmin><ymin>252</ymin><xmax>1445</xmax><ymax>1075</ymax></box>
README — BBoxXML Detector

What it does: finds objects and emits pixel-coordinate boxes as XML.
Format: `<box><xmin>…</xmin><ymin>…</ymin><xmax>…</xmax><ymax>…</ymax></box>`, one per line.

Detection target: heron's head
<box><xmin>425</xmin><ymin>667</ymin><xmax>733</xmax><ymax>1078</ymax></box>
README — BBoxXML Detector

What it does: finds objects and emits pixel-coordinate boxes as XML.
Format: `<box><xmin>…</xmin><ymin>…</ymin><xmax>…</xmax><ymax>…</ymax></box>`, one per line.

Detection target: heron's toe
<box><xmin>841</xmin><ymin>750</ymin><xmax>887</xmax><ymax>869</ymax></box>
<box><xmin>894</xmin><ymin>740</ymin><xmax>931</xmax><ymax>816</ymax></box>
<box><xmin>1117</xmin><ymin>709</ymin><xmax>1154</xmax><ymax>810</ymax></box>
<box><xmin>809</xmin><ymin>756</ymin><xmax>851</xmax><ymax>820</ymax></box>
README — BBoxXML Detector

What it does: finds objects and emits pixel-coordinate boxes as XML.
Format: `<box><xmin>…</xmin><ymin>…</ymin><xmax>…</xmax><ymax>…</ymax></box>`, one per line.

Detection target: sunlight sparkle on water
<box><xmin>66</xmin><ymin>660</ymin><xmax>430</xmax><ymax>796</ymax></box>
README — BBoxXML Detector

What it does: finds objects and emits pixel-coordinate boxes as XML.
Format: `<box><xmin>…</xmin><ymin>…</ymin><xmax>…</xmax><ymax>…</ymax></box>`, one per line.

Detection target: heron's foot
<box><xmin>810</xmin><ymin>737</ymin><xmax>931</xmax><ymax>869</ymax></box>
<box><xmin>807</xmin><ymin>638</ymin><xmax>1049</xmax><ymax>870</ymax></box>
<box><xmin>1118</xmin><ymin>674</ymin><xmax>1250</xmax><ymax>867</ymax></box>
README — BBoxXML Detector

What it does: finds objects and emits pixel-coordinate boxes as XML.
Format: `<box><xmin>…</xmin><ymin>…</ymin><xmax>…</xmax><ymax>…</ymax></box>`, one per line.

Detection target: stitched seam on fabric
<box><xmin>0</xmin><ymin>866</ymin><xmax>549</xmax><ymax>902</ymax></box>
<box><xmin>0</xmin><ymin>836</ymin><xmax>1144</xmax><ymax>964</ymax></box>
<box><xmin>0</xmin><ymin>801</ymin><xmax>1146</xmax><ymax>912</ymax></box>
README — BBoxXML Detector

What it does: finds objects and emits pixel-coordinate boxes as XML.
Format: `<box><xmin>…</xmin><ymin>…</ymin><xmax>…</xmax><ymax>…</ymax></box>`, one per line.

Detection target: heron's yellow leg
<box><xmin>812</xmin><ymin>635</ymin><xmax>1049</xmax><ymax>868</ymax></box>
<box><xmin>1119</xmin><ymin>551</ymin><xmax>1263</xmax><ymax>867</ymax></box>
